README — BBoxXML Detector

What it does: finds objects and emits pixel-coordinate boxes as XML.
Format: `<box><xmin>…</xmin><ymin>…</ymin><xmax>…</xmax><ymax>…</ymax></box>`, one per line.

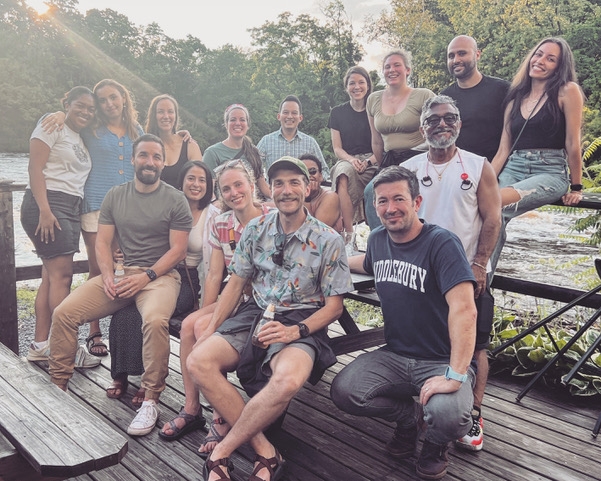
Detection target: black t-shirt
<box><xmin>327</xmin><ymin>101</ymin><xmax>372</xmax><ymax>155</ymax></box>
<box><xmin>441</xmin><ymin>75</ymin><xmax>510</xmax><ymax>161</ymax></box>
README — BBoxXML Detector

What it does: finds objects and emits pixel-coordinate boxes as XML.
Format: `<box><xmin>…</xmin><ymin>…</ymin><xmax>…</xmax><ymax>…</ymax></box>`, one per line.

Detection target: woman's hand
<box><xmin>41</xmin><ymin>112</ymin><xmax>66</xmax><ymax>134</ymax></box>
<box><xmin>35</xmin><ymin>210</ymin><xmax>61</xmax><ymax>243</ymax></box>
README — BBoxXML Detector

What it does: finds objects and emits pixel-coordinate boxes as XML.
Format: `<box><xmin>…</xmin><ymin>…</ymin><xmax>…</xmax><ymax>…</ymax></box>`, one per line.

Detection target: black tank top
<box><xmin>510</xmin><ymin>101</ymin><xmax>566</xmax><ymax>151</ymax></box>
<box><xmin>161</xmin><ymin>141</ymin><xmax>188</xmax><ymax>187</ymax></box>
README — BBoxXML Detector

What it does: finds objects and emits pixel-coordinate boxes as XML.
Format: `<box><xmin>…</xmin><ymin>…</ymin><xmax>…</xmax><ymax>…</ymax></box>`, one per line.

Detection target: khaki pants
<box><xmin>49</xmin><ymin>267</ymin><xmax>181</xmax><ymax>400</ymax></box>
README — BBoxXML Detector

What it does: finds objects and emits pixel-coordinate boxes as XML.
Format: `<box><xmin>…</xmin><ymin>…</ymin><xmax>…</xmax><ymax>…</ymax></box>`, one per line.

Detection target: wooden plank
<box><xmin>0</xmin><ymin>188</ymin><xmax>19</xmax><ymax>353</ymax></box>
<box><xmin>0</xmin><ymin>344</ymin><xmax>127</xmax><ymax>478</ymax></box>
<box><xmin>16</xmin><ymin>260</ymin><xmax>89</xmax><ymax>283</ymax></box>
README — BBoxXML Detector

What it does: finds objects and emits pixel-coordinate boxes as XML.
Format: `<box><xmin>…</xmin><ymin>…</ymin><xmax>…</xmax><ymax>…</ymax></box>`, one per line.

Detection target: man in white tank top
<box><xmin>403</xmin><ymin>95</ymin><xmax>501</xmax><ymax>453</ymax></box>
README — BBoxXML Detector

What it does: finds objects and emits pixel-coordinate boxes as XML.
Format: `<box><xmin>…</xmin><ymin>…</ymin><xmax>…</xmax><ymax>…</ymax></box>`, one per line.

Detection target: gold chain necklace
<box><xmin>428</xmin><ymin>156</ymin><xmax>453</xmax><ymax>181</ymax></box>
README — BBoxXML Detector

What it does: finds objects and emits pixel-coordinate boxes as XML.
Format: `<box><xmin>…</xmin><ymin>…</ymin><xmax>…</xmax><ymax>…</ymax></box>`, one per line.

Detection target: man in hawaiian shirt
<box><xmin>188</xmin><ymin>156</ymin><xmax>352</xmax><ymax>481</ymax></box>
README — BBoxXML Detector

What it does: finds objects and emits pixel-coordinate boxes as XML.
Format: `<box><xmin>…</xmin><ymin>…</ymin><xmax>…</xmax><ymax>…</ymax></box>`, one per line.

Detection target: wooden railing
<box><xmin>2</xmin><ymin>183</ymin><xmax>601</xmax><ymax>354</ymax></box>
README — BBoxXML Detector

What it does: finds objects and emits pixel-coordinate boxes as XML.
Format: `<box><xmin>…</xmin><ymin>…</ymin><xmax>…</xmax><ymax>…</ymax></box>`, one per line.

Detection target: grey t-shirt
<box><xmin>99</xmin><ymin>181</ymin><xmax>192</xmax><ymax>267</ymax></box>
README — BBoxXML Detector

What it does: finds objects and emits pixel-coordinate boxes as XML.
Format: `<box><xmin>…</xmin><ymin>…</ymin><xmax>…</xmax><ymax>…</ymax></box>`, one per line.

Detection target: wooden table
<box><xmin>0</xmin><ymin>343</ymin><xmax>128</xmax><ymax>480</ymax></box>
<box><xmin>330</xmin><ymin>273</ymin><xmax>384</xmax><ymax>355</ymax></box>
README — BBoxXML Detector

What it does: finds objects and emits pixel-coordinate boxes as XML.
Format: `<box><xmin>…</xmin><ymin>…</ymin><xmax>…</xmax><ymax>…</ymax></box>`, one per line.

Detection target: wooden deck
<box><xmin>27</xmin><ymin>324</ymin><xmax>601</xmax><ymax>481</ymax></box>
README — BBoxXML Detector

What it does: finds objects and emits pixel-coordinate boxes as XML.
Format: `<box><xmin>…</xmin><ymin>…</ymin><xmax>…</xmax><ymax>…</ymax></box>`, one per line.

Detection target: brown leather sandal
<box><xmin>249</xmin><ymin>449</ymin><xmax>286</xmax><ymax>481</ymax></box>
<box><xmin>106</xmin><ymin>375</ymin><xmax>127</xmax><ymax>399</ymax></box>
<box><xmin>202</xmin><ymin>456</ymin><xmax>233</xmax><ymax>481</ymax></box>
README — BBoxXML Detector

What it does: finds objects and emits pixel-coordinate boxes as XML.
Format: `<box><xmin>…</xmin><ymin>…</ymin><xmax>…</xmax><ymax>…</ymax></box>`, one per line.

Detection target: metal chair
<box><xmin>491</xmin><ymin>259</ymin><xmax>601</xmax><ymax>428</ymax></box>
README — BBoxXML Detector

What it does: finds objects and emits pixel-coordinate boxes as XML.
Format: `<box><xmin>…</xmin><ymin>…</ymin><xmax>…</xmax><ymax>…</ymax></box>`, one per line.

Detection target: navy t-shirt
<box><xmin>364</xmin><ymin>222</ymin><xmax>475</xmax><ymax>361</ymax></box>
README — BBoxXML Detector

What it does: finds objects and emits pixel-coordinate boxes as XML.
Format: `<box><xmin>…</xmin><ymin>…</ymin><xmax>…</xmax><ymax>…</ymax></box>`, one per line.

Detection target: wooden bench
<box><xmin>0</xmin><ymin>343</ymin><xmax>128</xmax><ymax>481</ymax></box>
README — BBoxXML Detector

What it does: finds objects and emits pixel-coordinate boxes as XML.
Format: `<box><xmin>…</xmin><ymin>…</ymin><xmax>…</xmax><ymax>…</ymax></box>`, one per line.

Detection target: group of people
<box><xmin>20</xmin><ymin>32</ymin><xmax>585</xmax><ymax>481</ymax></box>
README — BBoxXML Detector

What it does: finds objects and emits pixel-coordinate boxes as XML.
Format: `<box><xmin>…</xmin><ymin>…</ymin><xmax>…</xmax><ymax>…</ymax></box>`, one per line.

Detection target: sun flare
<box><xmin>27</xmin><ymin>0</ymin><xmax>50</xmax><ymax>16</ymax></box>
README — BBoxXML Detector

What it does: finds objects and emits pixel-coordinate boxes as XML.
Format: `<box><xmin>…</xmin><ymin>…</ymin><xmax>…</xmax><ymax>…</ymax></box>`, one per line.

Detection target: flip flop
<box><xmin>159</xmin><ymin>407</ymin><xmax>206</xmax><ymax>441</ymax></box>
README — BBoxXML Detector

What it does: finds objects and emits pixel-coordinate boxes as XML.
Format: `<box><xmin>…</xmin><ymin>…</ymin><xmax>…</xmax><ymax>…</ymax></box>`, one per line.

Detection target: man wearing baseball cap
<box><xmin>188</xmin><ymin>156</ymin><xmax>353</xmax><ymax>480</ymax></box>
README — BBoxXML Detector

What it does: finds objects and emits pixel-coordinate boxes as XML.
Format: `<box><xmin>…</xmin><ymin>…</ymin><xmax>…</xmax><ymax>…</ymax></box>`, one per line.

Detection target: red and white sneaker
<box><xmin>455</xmin><ymin>414</ymin><xmax>484</xmax><ymax>452</ymax></box>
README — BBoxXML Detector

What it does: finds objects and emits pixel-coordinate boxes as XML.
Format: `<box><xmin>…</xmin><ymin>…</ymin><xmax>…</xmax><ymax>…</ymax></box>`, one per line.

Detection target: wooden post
<box><xmin>0</xmin><ymin>184</ymin><xmax>26</xmax><ymax>354</ymax></box>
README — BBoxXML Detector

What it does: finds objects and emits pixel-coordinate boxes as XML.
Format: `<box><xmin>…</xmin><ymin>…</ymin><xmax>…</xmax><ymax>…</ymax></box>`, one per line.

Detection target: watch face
<box><xmin>299</xmin><ymin>323</ymin><xmax>309</xmax><ymax>338</ymax></box>
<box><xmin>146</xmin><ymin>269</ymin><xmax>157</xmax><ymax>281</ymax></box>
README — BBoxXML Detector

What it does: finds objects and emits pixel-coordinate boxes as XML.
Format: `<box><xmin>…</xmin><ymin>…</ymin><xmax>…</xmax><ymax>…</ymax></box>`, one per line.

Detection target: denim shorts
<box><xmin>21</xmin><ymin>189</ymin><xmax>82</xmax><ymax>259</ymax></box>
<box><xmin>498</xmin><ymin>149</ymin><xmax>569</xmax><ymax>220</ymax></box>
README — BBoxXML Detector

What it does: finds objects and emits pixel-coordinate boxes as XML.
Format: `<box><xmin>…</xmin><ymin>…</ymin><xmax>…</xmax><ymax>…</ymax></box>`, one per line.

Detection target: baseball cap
<box><xmin>267</xmin><ymin>156</ymin><xmax>310</xmax><ymax>182</ymax></box>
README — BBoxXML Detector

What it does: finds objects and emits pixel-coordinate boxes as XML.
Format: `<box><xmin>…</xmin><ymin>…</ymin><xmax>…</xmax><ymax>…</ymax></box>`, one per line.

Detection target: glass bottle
<box><xmin>251</xmin><ymin>303</ymin><xmax>276</xmax><ymax>349</ymax></box>
<box><xmin>114</xmin><ymin>261</ymin><xmax>125</xmax><ymax>285</ymax></box>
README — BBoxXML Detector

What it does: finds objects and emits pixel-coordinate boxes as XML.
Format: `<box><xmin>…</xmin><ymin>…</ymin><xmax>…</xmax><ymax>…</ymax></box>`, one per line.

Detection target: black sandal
<box><xmin>202</xmin><ymin>456</ymin><xmax>233</xmax><ymax>481</ymax></box>
<box><xmin>158</xmin><ymin>408</ymin><xmax>205</xmax><ymax>441</ymax></box>
<box><xmin>249</xmin><ymin>449</ymin><xmax>286</xmax><ymax>481</ymax></box>
<box><xmin>199</xmin><ymin>417</ymin><xmax>229</xmax><ymax>459</ymax></box>
<box><xmin>86</xmin><ymin>331</ymin><xmax>108</xmax><ymax>357</ymax></box>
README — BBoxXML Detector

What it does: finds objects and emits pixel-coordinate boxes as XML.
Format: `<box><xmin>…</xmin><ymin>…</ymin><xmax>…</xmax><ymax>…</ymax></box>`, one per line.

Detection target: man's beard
<box><xmin>135</xmin><ymin>167</ymin><xmax>160</xmax><ymax>185</ymax></box>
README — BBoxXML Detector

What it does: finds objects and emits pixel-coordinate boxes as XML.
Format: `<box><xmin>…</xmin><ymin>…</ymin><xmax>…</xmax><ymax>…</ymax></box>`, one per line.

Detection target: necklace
<box><xmin>524</xmin><ymin>93</ymin><xmax>545</xmax><ymax>114</ymax></box>
<box><xmin>428</xmin><ymin>156</ymin><xmax>453</xmax><ymax>181</ymax></box>
<box><xmin>422</xmin><ymin>150</ymin><xmax>473</xmax><ymax>190</ymax></box>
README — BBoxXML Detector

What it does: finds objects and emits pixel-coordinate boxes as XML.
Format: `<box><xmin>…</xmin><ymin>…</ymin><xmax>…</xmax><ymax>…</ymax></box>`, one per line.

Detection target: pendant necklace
<box><xmin>428</xmin><ymin>154</ymin><xmax>452</xmax><ymax>181</ymax></box>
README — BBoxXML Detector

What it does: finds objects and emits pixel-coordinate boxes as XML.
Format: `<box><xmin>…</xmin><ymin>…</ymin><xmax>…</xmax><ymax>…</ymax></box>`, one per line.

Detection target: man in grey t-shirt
<box><xmin>49</xmin><ymin>134</ymin><xmax>192</xmax><ymax>436</ymax></box>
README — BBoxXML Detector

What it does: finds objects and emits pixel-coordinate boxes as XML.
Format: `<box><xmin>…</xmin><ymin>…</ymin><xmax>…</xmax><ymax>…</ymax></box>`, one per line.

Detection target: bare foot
<box><xmin>132</xmin><ymin>387</ymin><xmax>146</xmax><ymax>408</ymax></box>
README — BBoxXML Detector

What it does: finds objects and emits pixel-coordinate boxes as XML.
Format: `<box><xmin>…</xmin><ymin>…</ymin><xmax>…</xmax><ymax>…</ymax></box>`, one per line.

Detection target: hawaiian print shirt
<box><xmin>228</xmin><ymin>210</ymin><xmax>352</xmax><ymax>311</ymax></box>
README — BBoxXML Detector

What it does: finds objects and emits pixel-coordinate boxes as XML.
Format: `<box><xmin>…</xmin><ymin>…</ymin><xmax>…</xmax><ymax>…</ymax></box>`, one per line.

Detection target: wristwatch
<box><xmin>145</xmin><ymin>269</ymin><xmax>157</xmax><ymax>282</ymax></box>
<box><xmin>366</xmin><ymin>159</ymin><xmax>373</xmax><ymax>167</ymax></box>
<box><xmin>570</xmin><ymin>183</ymin><xmax>583</xmax><ymax>192</ymax></box>
<box><xmin>298</xmin><ymin>323</ymin><xmax>310</xmax><ymax>338</ymax></box>
<box><xmin>444</xmin><ymin>365</ymin><xmax>468</xmax><ymax>383</ymax></box>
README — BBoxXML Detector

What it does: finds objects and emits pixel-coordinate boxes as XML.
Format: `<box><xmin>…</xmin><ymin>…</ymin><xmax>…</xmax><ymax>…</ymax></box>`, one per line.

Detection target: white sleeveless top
<box><xmin>403</xmin><ymin>148</ymin><xmax>486</xmax><ymax>269</ymax></box>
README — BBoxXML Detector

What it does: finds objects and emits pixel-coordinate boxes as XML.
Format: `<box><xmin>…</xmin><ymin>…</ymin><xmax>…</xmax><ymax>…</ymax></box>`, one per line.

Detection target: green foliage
<box><xmin>489</xmin><ymin>304</ymin><xmax>601</xmax><ymax>397</ymax></box>
<box><xmin>0</xmin><ymin>0</ymin><xmax>361</xmax><ymax>158</ymax></box>
<box><xmin>365</xmin><ymin>0</ymin><xmax>601</xmax><ymax>136</ymax></box>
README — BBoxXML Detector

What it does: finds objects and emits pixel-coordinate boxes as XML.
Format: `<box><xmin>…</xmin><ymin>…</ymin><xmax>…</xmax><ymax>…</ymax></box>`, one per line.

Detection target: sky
<box><xmin>29</xmin><ymin>0</ymin><xmax>389</xmax><ymax>71</ymax></box>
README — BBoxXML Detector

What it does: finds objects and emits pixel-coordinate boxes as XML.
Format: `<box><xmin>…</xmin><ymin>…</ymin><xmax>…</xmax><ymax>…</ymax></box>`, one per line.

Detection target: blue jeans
<box><xmin>330</xmin><ymin>347</ymin><xmax>474</xmax><ymax>445</ymax></box>
<box><xmin>363</xmin><ymin>179</ymin><xmax>381</xmax><ymax>230</ymax></box>
<box><xmin>489</xmin><ymin>149</ymin><xmax>569</xmax><ymax>274</ymax></box>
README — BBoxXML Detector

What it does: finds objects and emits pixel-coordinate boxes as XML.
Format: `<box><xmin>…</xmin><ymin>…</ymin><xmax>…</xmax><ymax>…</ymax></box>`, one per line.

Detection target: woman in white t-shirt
<box><xmin>21</xmin><ymin>86</ymin><xmax>96</xmax><ymax>362</ymax></box>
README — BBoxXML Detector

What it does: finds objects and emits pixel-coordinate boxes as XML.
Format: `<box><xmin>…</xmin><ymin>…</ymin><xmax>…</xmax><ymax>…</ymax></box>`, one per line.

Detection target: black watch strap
<box><xmin>570</xmin><ymin>183</ymin><xmax>583</xmax><ymax>192</ymax></box>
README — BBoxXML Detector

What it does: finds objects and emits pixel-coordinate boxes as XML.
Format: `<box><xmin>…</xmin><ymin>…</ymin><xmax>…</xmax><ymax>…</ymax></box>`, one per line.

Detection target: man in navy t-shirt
<box><xmin>331</xmin><ymin>166</ymin><xmax>477</xmax><ymax>480</ymax></box>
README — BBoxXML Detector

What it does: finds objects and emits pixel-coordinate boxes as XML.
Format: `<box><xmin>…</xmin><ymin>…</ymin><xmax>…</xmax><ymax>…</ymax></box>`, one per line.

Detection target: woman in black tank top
<box><xmin>491</xmin><ymin>37</ymin><xmax>584</xmax><ymax>217</ymax></box>
<box><xmin>488</xmin><ymin>37</ymin><xmax>584</xmax><ymax>274</ymax></box>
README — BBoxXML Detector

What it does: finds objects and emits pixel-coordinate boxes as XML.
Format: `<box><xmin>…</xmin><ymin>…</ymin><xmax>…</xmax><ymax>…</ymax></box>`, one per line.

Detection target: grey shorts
<box><xmin>214</xmin><ymin>329</ymin><xmax>251</xmax><ymax>355</ymax></box>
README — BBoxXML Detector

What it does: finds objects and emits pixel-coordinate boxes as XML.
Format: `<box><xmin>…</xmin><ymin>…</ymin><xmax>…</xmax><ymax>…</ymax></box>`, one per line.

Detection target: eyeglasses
<box><xmin>272</xmin><ymin>233</ymin><xmax>286</xmax><ymax>266</ymax></box>
<box><xmin>423</xmin><ymin>114</ymin><xmax>459</xmax><ymax>128</ymax></box>
<box><xmin>307</xmin><ymin>168</ymin><xmax>319</xmax><ymax>175</ymax></box>
<box><xmin>214</xmin><ymin>158</ymin><xmax>244</xmax><ymax>174</ymax></box>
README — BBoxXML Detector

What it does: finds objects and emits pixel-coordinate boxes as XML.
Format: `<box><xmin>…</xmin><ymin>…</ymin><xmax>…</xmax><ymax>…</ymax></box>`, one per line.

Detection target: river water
<box><xmin>2</xmin><ymin>152</ymin><xmax>598</xmax><ymax>281</ymax></box>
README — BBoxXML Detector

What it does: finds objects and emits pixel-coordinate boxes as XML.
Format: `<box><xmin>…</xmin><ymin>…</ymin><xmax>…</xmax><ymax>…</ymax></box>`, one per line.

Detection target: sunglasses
<box><xmin>214</xmin><ymin>158</ymin><xmax>244</xmax><ymax>174</ymax></box>
<box><xmin>423</xmin><ymin>114</ymin><xmax>459</xmax><ymax>128</ymax></box>
<box><xmin>307</xmin><ymin>167</ymin><xmax>319</xmax><ymax>175</ymax></box>
<box><xmin>272</xmin><ymin>233</ymin><xmax>286</xmax><ymax>266</ymax></box>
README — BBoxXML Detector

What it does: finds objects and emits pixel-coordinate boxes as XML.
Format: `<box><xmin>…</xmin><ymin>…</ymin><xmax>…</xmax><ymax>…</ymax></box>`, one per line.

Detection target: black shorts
<box><xmin>21</xmin><ymin>189</ymin><xmax>82</xmax><ymax>259</ymax></box>
<box><xmin>475</xmin><ymin>287</ymin><xmax>494</xmax><ymax>350</ymax></box>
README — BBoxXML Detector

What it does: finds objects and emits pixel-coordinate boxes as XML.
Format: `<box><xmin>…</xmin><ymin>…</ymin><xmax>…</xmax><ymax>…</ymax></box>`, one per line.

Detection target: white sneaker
<box><xmin>74</xmin><ymin>345</ymin><xmax>101</xmax><ymax>368</ymax></box>
<box><xmin>27</xmin><ymin>342</ymin><xmax>50</xmax><ymax>361</ymax></box>
<box><xmin>127</xmin><ymin>400</ymin><xmax>159</xmax><ymax>436</ymax></box>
